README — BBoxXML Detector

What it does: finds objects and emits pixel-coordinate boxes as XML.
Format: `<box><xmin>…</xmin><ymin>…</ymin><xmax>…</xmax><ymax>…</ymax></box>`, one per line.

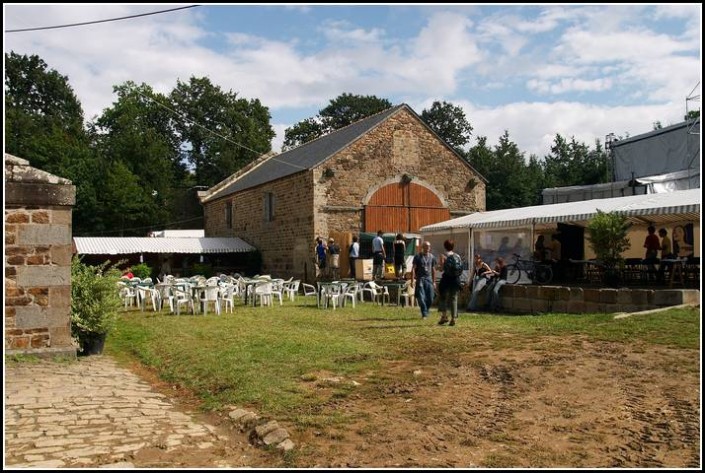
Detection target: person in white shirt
<box><xmin>372</xmin><ymin>230</ymin><xmax>386</xmax><ymax>280</ymax></box>
<box><xmin>349</xmin><ymin>235</ymin><xmax>360</xmax><ymax>279</ymax></box>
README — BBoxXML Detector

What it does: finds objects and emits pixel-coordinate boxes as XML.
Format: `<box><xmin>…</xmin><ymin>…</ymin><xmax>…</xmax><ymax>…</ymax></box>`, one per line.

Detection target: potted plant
<box><xmin>586</xmin><ymin>210</ymin><xmax>631</xmax><ymax>287</ymax></box>
<box><xmin>70</xmin><ymin>256</ymin><xmax>123</xmax><ymax>356</ymax></box>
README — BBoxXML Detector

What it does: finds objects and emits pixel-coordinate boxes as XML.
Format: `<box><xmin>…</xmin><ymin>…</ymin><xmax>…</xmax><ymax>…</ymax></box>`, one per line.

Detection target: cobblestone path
<box><xmin>4</xmin><ymin>356</ymin><xmax>274</xmax><ymax>468</ymax></box>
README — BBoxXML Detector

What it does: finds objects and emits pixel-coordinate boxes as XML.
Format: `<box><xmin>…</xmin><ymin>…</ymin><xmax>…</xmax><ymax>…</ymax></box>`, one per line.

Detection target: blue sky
<box><xmin>4</xmin><ymin>4</ymin><xmax>701</xmax><ymax>158</ymax></box>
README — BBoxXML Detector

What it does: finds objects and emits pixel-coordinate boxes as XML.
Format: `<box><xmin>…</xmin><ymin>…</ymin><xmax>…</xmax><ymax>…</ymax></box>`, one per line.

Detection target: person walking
<box><xmin>393</xmin><ymin>233</ymin><xmax>406</xmax><ymax>279</ymax></box>
<box><xmin>411</xmin><ymin>241</ymin><xmax>437</xmax><ymax>320</ymax></box>
<box><xmin>437</xmin><ymin>239</ymin><xmax>463</xmax><ymax>326</ymax></box>
<box><xmin>349</xmin><ymin>235</ymin><xmax>360</xmax><ymax>279</ymax></box>
<box><xmin>372</xmin><ymin>230</ymin><xmax>386</xmax><ymax>280</ymax></box>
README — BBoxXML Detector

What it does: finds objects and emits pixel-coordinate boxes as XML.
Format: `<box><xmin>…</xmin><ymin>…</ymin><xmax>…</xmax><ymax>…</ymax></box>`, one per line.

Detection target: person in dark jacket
<box><xmin>438</xmin><ymin>239</ymin><xmax>462</xmax><ymax>326</ymax></box>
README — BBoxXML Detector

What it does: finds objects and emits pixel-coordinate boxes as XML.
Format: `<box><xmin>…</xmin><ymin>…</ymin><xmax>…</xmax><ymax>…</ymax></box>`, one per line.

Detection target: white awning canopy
<box><xmin>73</xmin><ymin>237</ymin><xmax>256</xmax><ymax>255</ymax></box>
<box><xmin>421</xmin><ymin>188</ymin><xmax>701</xmax><ymax>234</ymax></box>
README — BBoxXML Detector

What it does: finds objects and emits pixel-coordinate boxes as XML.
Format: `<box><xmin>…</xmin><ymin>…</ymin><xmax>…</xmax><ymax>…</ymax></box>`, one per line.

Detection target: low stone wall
<box><xmin>5</xmin><ymin>154</ymin><xmax>76</xmax><ymax>358</ymax></box>
<box><xmin>494</xmin><ymin>284</ymin><xmax>700</xmax><ymax>314</ymax></box>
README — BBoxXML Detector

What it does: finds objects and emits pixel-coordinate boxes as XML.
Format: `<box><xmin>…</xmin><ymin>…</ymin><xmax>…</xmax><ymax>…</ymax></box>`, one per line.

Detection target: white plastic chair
<box><xmin>200</xmin><ymin>285</ymin><xmax>221</xmax><ymax>315</ymax></box>
<box><xmin>322</xmin><ymin>283</ymin><xmax>344</xmax><ymax>310</ymax></box>
<box><xmin>362</xmin><ymin>281</ymin><xmax>389</xmax><ymax>304</ymax></box>
<box><xmin>270</xmin><ymin>279</ymin><xmax>285</xmax><ymax>306</ymax></box>
<box><xmin>283</xmin><ymin>280</ymin><xmax>300</xmax><ymax>302</ymax></box>
<box><xmin>117</xmin><ymin>282</ymin><xmax>138</xmax><ymax>309</ymax></box>
<box><xmin>398</xmin><ymin>280</ymin><xmax>415</xmax><ymax>308</ymax></box>
<box><xmin>343</xmin><ymin>283</ymin><xmax>359</xmax><ymax>308</ymax></box>
<box><xmin>172</xmin><ymin>286</ymin><xmax>195</xmax><ymax>315</ymax></box>
<box><xmin>219</xmin><ymin>284</ymin><xmax>237</xmax><ymax>314</ymax></box>
<box><xmin>301</xmin><ymin>283</ymin><xmax>318</xmax><ymax>307</ymax></box>
<box><xmin>253</xmin><ymin>281</ymin><xmax>273</xmax><ymax>307</ymax></box>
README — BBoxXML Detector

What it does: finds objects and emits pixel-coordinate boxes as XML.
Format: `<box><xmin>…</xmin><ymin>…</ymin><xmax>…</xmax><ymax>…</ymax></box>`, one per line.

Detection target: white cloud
<box><xmin>527</xmin><ymin>77</ymin><xmax>613</xmax><ymax>95</ymax></box>
<box><xmin>452</xmin><ymin>100</ymin><xmax>684</xmax><ymax>159</ymax></box>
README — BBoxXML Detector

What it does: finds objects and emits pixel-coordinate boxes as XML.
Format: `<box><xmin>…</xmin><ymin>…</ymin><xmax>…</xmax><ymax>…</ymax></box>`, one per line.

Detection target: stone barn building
<box><xmin>199</xmin><ymin>104</ymin><xmax>487</xmax><ymax>280</ymax></box>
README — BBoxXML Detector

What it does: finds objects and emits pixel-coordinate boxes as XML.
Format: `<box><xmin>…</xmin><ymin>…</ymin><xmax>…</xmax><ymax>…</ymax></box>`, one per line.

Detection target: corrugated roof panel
<box><xmin>73</xmin><ymin>237</ymin><xmax>256</xmax><ymax>255</ymax></box>
<box><xmin>421</xmin><ymin>189</ymin><xmax>701</xmax><ymax>233</ymax></box>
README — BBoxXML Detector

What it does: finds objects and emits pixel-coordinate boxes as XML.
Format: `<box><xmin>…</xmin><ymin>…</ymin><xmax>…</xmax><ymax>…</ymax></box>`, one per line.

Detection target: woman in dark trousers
<box><xmin>393</xmin><ymin>233</ymin><xmax>406</xmax><ymax>279</ymax></box>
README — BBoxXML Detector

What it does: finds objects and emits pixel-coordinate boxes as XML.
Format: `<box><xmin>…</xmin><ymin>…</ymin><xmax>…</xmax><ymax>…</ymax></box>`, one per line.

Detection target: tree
<box><xmin>4</xmin><ymin>51</ymin><xmax>88</xmax><ymax>173</ymax></box>
<box><xmin>170</xmin><ymin>76</ymin><xmax>274</xmax><ymax>186</ymax></box>
<box><xmin>586</xmin><ymin>210</ymin><xmax>631</xmax><ymax>286</ymax></box>
<box><xmin>282</xmin><ymin>117</ymin><xmax>325</xmax><ymax>150</ymax></box>
<box><xmin>283</xmin><ymin>93</ymin><xmax>391</xmax><ymax>150</ymax></box>
<box><xmin>92</xmin><ymin>82</ymin><xmax>184</xmax><ymax>234</ymax></box>
<box><xmin>466</xmin><ymin>132</ymin><xmax>542</xmax><ymax>210</ymax></box>
<box><xmin>4</xmin><ymin>52</ymin><xmax>109</xmax><ymax>236</ymax></box>
<box><xmin>420</xmin><ymin>100</ymin><xmax>473</xmax><ymax>153</ymax></box>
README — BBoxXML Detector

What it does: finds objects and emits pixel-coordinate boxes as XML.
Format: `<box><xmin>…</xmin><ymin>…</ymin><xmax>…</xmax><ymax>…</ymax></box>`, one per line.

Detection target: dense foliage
<box><xmin>586</xmin><ymin>210</ymin><xmax>632</xmax><ymax>269</ymax></box>
<box><xmin>70</xmin><ymin>257</ymin><xmax>123</xmax><ymax>350</ymax></box>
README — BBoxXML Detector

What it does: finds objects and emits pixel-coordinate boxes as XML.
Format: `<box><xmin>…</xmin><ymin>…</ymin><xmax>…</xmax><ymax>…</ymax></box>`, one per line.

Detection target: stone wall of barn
<box><xmin>5</xmin><ymin>154</ymin><xmax>76</xmax><ymax>358</ymax></box>
<box><xmin>205</xmin><ymin>171</ymin><xmax>317</xmax><ymax>281</ymax></box>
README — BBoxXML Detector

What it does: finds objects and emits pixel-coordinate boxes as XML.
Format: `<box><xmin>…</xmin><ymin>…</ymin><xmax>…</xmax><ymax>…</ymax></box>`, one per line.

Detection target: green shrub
<box><xmin>71</xmin><ymin>256</ymin><xmax>123</xmax><ymax>350</ymax></box>
<box><xmin>586</xmin><ymin>210</ymin><xmax>631</xmax><ymax>270</ymax></box>
<box><xmin>192</xmin><ymin>262</ymin><xmax>213</xmax><ymax>278</ymax></box>
<box><xmin>131</xmin><ymin>262</ymin><xmax>153</xmax><ymax>280</ymax></box>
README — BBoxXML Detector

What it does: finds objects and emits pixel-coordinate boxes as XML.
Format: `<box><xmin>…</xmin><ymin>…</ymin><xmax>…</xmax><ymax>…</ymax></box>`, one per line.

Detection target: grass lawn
<box><xmin>107</xmin><ymin>298</ymin><xmax>700</xmax><ymax>430</ymax></box>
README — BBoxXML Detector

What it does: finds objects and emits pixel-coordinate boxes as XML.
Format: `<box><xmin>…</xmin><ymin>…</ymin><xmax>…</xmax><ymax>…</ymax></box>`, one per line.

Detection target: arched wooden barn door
<box><xmin>364</xmin><ymin>182</ymin><xmax>450</xmax><ymax>233</ymax></box>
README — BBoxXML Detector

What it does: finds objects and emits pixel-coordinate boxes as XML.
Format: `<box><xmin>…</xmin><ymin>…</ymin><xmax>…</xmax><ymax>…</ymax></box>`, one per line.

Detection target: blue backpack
<box><xmin>444</xmin><ymin>253</ymin><xmax>464</xmax><ymax>278</ymax></box>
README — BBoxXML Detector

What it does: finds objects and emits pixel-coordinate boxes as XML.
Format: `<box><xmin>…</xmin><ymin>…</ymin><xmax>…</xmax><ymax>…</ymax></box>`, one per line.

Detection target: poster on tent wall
<box><xmin>422</xmin><ymin>232</ymin><xmax>469</xmax><ymax>262</ymax></box>
<box><xmin>672</xmin><ymin>223</ymin><xmax>694</xmax><ymax>258</ymax></box>
<box><xmin>473</xmin><ymin>229</ymin><xmax>532</xmax><ymax>264</ymax></box>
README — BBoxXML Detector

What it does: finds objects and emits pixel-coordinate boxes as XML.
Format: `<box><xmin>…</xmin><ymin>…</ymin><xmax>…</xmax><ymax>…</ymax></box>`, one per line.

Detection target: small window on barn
<box><xmin>264</xmin><ymin>192</ymin><xmax>275</xmax><ymax>222</ymax></box>
<box><xmin>225</xmin><ymin>201</ymin><xmax>233</xmax><ymax>229</ymax></box>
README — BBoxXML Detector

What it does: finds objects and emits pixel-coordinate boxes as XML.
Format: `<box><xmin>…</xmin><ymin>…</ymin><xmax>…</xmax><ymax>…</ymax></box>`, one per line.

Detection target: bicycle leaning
<box><xmin>506</xmin><ymin>253</ymin><xmax>553</xmax><ymax>284</ymax></box>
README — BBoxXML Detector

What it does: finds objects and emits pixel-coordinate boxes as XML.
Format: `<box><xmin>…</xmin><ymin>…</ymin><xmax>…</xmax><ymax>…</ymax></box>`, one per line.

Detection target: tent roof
<box><xmin>420</xmin><ymin>188</ymin><xmax>701</xmax><ymax>233</ymax></box>
<box><xmin>73</xmin><ymin>237</ymin><xmax>255</xmax><ymax>255</ymax></box>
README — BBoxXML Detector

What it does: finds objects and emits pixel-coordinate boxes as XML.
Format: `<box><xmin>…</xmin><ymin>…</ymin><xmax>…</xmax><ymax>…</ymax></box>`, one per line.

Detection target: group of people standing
<box><xmin>410</xmin><ymin>239</ymin><xmax>507</xmax><ymax>327</ymax></box>
<box><xmin>643</xmin><ymin>225</ymin><xmax>677</xmax><ymax>282</ymax></box>
<box><xmin>315</xmin><ymin>236</ymin><xmax>344</xmax><ymax>280</ymax></box>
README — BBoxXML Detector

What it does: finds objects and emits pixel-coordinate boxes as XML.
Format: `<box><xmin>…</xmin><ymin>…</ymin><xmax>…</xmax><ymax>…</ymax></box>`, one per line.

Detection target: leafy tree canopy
<box><xmin>420</xmin><ymin>100</ymin><xmax>473</xmax><ymax>153</ymax></box>
<box><xmin>283</xmin><ymin>93</ymin><xmax>391</xmax><ymax>150</ymax></box>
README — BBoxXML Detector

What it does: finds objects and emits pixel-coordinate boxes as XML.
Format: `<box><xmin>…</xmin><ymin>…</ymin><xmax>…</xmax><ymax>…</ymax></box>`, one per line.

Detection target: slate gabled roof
<box><xmin>202</xmin><ymin>105</ymin><xmax>406</xmax><ymax>202</ymax></box>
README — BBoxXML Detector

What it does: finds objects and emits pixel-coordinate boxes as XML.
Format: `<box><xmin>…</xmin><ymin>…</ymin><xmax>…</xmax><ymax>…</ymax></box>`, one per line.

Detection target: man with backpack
<box><xmin>438</xmin><ymin>239</ymin><xmax>464</xmax><ymax>326</ymax></box>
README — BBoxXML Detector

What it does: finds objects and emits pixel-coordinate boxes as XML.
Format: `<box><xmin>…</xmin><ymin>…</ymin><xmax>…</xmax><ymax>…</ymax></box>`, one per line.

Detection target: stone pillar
<box><xmin>5</xmin><ymin>154</ymin><xmax>76</xmax><ymax>358</ymax></box>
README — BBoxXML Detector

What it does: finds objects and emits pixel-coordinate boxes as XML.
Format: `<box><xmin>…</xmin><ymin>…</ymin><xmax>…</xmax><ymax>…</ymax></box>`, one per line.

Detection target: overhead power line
<box><xmin>5</xmin><ymin>5</ymin><xmax>199</xmax><ymax>33</ymax></box>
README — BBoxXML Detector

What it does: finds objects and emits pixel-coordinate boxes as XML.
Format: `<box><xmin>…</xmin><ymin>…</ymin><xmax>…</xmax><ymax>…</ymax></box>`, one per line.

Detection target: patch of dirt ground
<box><xmin>129</xmin><ymin>335</ymin><xmax>701</xmax><ymax>468</ymax></box>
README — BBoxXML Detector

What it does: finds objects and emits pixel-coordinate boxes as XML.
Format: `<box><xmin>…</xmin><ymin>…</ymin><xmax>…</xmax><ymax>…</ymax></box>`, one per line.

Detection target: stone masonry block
<box><xmin>5</xmin><ymin>212</ymin><xmax>30</xmax><ymax>224</ymax></box>
<box><xmin>651</xmin><ymin>291</ymin><xmax>684</xmax><ymax>307</ymax></box>
<box><xmin>630</xmin><ymin>289</ymin><xmax>654</xmax><ymax>305</ymax></box>
<box><xmin>50</xmin><ymin>246</ymin><xmax>73</xmax><ymax>266</ymax></box>
<box><xmin>616</xmin><ymin>289</ymin><xmax>632</xmax><ymax>304</ymax></box>
<box><xmin>599</xmin><ymin>289</ymin><xmax>618</xmax><ymax>304</ymax></box>
<box><xmin>583</xmin><ymin>289</ymin><xmax>601</xmax><ymax>303</ymax></box>
<box><xmin>31</xmin><ymin>211</ymin><xmax>50</xmax><ymax>224</ymax></box>
<box><xmin>18</xmin><ymin>225</ymin><xmax>71</xmax><ymax>246</ymax></box>
<box><xmin>14</xmin><ymin>307</ymin><xmax>47</xmax><ymax>329</ymax></box>
<box><xmin>16</xmin><ymin>266</ymin><xmax>70</xmax><ymax>287</ymax></box>
<box><xmin>49</xmin><ymin>286</ymin><xmax>72</xmax><ymax>307</ymax></box>
<box><xmin>49</xmin><ymin>324</ymin><xmax>73</xmax><ymax>347</ymax></box>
